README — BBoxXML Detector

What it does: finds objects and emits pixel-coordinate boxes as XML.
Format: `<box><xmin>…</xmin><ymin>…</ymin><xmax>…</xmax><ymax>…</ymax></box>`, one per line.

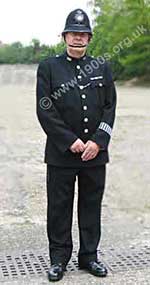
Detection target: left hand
<box><xmin>81</xmin><ymin>140</ymin><xmax>100</xmax><ymax>161</ymax></box>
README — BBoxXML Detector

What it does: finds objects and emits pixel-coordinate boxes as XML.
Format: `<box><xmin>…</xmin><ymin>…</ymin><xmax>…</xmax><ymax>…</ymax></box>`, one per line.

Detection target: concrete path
<box><xmin>0</xmin><ymin>65</ymin><xmax>150</xmax><ymax>284</ymax></box>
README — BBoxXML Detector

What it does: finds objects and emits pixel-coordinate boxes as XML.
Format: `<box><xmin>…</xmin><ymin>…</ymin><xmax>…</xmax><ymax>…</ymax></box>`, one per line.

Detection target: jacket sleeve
<box><xmin>90</xmin><ymin>62</ymin><xmax>117</xmax><ymax>149</ymax></box>
<box><xmin>36</xmin><ymin>60</ymin><xmax>78</xmax><ymax>153</ymax></box>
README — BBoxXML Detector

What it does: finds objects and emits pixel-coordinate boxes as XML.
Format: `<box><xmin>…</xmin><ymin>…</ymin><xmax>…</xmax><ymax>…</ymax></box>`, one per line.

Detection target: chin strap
<box><xmin>68</xmin><ymin>44</ymin><xmax>87</xmax><ymax>48</ymax></box>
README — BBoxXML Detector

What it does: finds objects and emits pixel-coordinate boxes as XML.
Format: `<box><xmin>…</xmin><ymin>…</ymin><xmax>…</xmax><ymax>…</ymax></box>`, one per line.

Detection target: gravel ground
<box><xmin>0</xmin><ymin>64</ymin><xmax>150</xmax><ymax>284</ymax></box>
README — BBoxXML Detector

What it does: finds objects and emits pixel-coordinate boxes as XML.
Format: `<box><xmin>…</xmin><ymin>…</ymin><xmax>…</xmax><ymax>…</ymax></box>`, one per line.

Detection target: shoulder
<box><xmin>88</xmin><ymin>54</ymin><xmax>114</xmax><ymax>82</ymax></box>
<box><xmin>90</xmin><ymin>55</ymin><xmax>113</xmax><ymax>80</ymax></box>
<box><xmin>39</xmin><ymin>53</ymin><xmax>62</xmax><ymax>65</ymax></box>
<box><xmin>86</xmin><ymin>54</ymin><xmax>109</xmax><ymax>70</ymax></box>
<box><xmin>37</xmin><ymin>54</ymin><xmax>62</xmax><ymax>73</ymax></box>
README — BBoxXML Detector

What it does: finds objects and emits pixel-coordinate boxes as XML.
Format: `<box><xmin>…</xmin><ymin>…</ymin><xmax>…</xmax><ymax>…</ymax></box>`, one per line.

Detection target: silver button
<box><xmin>78</xmin><ymin>75</ymin><xmax>82</xmax><ymax>79</ymax></box>
<box><xmin>84</xmin><ymin>117</ymin><xmax>88</xmax><ymax>122</ymax></box>
<box><xmin>76</xmin><ymin>65</ymin><xmax>80</xmax><ymax>69</ymax></box>
<box><xmin>84</xmin><ymin>128</ymin><xmax>89</xmax><ymax>133</ymax></box>
<box><xmin>81</xmin><ymin>94</ymin><xmax>86</xmax><ymax>99</ymax></box>
<box><xmin>83</xmin><ymin>105</ymin><xmax>87</xmax><ymax>110</ymax></box>
<box><xmin>99</xmin><ymin>83</ymin><xmax>103</xmax><ymax>87</ymax></box>
<box><xmin>79</xmin><ymin>85</ymin><xmax>84</xmax><ymax>90</ymax></box>
<box><xmin>61</xmin><ymin>83</ymin><xmax>65</xmax><ymax>87</ymax></box>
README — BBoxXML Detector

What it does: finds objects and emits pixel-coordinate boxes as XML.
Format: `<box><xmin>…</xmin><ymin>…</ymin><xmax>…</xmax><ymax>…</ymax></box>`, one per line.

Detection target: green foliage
<box><xmin>89</xmin><ymin>0</ymin><xmax>150</xmax><ymax>79</ymax></box>
<box><xmin>0</xmin><ymin>39</ymin><xmax>65</xmax><ymax>64</ymax></box>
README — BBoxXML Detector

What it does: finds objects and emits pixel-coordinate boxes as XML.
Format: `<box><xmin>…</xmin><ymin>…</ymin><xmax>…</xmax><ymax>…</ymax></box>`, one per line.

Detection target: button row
<box><xmin>77</xmin><ymin>65</ymin><xmax>88</xmax><ymax>132</ymax></box>
<box><xmin>76</xmin><ymin>63</ymin><xmax>88</xmax><ymax>135</ymax></box>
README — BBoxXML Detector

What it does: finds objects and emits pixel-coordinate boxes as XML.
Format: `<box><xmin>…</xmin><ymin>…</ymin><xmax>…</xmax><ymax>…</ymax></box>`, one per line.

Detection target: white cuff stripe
<box><xmin>98</xmin><ymin>122</ymin><xmax>112</xmax><ymax>136</ymax></box>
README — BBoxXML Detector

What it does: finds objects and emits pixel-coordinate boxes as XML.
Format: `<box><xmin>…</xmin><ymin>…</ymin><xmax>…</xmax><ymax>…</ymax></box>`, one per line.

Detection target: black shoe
<box><xmin>47</xmin><ymin>263</ymin><xmax>65</xmax><ymax>282</ymax></box>
<box><xmin>79</xmin><ymin>260</ymin><xmax>108</xmax><ymax>277</ymax></box>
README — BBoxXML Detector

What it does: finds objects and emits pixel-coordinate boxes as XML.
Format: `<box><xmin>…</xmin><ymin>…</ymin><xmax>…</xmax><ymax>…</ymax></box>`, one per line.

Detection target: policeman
<box><xmin>36</xmin><ymin>8</ymin><xmax>116</xmax><ymax>282</ymax></box>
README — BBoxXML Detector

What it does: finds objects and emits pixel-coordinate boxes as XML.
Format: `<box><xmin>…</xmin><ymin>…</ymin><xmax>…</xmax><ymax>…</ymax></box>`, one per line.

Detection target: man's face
<box><xmin>65</xmin><ymin>32</ymin><xmax>90</xmax><ymax>48</ymax></box>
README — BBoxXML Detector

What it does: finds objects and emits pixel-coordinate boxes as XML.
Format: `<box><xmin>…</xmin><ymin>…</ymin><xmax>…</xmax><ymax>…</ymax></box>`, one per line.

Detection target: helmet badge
<box><xmin>74</xmin><ymin>10</ymin><xmax>84</xmax><ymax>23</ymax></box>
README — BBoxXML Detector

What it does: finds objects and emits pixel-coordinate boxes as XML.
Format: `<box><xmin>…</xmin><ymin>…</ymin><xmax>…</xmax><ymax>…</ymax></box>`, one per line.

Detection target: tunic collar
<box><xmin>63</xmin><ymin>50</ymin><xmax>87</xmax><ymax>62</ymax></box>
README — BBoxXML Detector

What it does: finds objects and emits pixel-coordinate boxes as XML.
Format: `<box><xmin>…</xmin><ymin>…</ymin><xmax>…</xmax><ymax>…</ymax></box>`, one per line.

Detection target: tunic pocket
<box><xmin>90</xmin><ymin>78</ymin><xmax>106</xmax><ymax>88</ymax></box>
<box><xmin>89</xmin><ymin>78</ymin><xmax>106</xmax><ymax>108</ymax></box>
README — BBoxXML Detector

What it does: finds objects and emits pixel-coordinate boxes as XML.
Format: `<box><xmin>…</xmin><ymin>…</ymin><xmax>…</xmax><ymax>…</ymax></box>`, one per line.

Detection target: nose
<box><xmin>75</xmin><ymin>33</ymin><xmax>82</xmax><ymax>39</ymax></box>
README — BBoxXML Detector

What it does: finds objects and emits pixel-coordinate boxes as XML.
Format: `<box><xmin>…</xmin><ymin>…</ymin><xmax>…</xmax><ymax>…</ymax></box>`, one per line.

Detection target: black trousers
<box><xmin>46</xmin><ymin>164</ymin><xmax>106</xmax><ymax>267</ymax></box>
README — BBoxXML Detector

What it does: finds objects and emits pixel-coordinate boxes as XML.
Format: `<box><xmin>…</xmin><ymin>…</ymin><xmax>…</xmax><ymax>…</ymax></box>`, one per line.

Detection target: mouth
<box><xmin>69</xmin><ymin>44</ymin><xmax>87</xmax><ymax>48</ymax></box>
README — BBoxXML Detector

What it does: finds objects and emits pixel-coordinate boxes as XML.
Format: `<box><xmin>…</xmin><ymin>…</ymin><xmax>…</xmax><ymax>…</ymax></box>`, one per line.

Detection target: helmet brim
<box><xmin>62</xmin><ymin>25</ymin><xmax>92</xmax><ymax>36</ymax></box>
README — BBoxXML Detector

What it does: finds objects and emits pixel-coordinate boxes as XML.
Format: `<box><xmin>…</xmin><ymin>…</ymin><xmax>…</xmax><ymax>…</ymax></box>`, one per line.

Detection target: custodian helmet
<box><xmin>62</xmin><ymin>9</ymin><xmax>92</xmax><ymax>36</ymax></box>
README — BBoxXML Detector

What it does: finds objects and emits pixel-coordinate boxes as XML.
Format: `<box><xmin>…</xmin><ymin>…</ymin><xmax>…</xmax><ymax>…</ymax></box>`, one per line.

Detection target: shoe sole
<box><xmin>48</xmin><ymin>273</ymin><xmax>64</xmax><ymax>282</ymax></box>
<box><xmin>79</xmin><ymin>266</ymin><xmax>107</xmax><ymax>277</ymax></box>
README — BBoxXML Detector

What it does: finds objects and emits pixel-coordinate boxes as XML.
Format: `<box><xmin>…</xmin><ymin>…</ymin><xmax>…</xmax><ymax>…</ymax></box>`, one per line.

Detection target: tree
<box><xmin>88</xmin><ymin>0</ymin><xmax>150</xmax><ymax>80</ymax></box>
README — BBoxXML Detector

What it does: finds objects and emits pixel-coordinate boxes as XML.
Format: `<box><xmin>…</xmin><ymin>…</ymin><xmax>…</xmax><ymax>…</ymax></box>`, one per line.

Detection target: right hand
<box><xmin>70</xmin><ymin>138</ymin><xmax>85</xmax><ymax>153</ymax></box>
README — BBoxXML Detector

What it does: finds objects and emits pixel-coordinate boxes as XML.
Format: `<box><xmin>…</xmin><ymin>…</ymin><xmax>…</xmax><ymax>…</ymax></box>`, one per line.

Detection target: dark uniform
<box><xmin>36</xmin><ymin>9</ymin><xmax>117</xmax><ymax>270</ymax></box>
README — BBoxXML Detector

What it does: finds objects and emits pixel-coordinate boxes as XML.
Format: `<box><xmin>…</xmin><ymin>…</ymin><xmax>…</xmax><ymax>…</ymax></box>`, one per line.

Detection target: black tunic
<box><xmin>36</xmin><ymin>51</ymin><xmax>117</xmax><ymax>167</ymax></box>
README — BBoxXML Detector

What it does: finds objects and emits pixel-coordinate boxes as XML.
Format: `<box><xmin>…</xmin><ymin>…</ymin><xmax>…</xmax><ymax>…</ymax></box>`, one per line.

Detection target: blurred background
<box><xmin>0</xmin><ymin>0</ymin><xmax>149</xmax><ymax>80</ymax></box>
<box><xmin>0</xmin><ymin>0</ymin><xmax>150</xmax><ymax>263</ymax></box>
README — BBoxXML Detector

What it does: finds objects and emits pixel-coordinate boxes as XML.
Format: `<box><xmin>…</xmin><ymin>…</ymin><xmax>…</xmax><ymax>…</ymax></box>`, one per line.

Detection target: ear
<box><xmin>88</xmin><ymin>34</ymin><xmax>92</xmax><ymax>42</ymax></box>
<box><xmin>61</xmin><ymin>34</ymin><xmax>66</xmax><ymax>43</ymax></box>
<box><xmin>63</xmin><ymin>32</ymin><xmax>68</xmax><ymax>43</ymax></box>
